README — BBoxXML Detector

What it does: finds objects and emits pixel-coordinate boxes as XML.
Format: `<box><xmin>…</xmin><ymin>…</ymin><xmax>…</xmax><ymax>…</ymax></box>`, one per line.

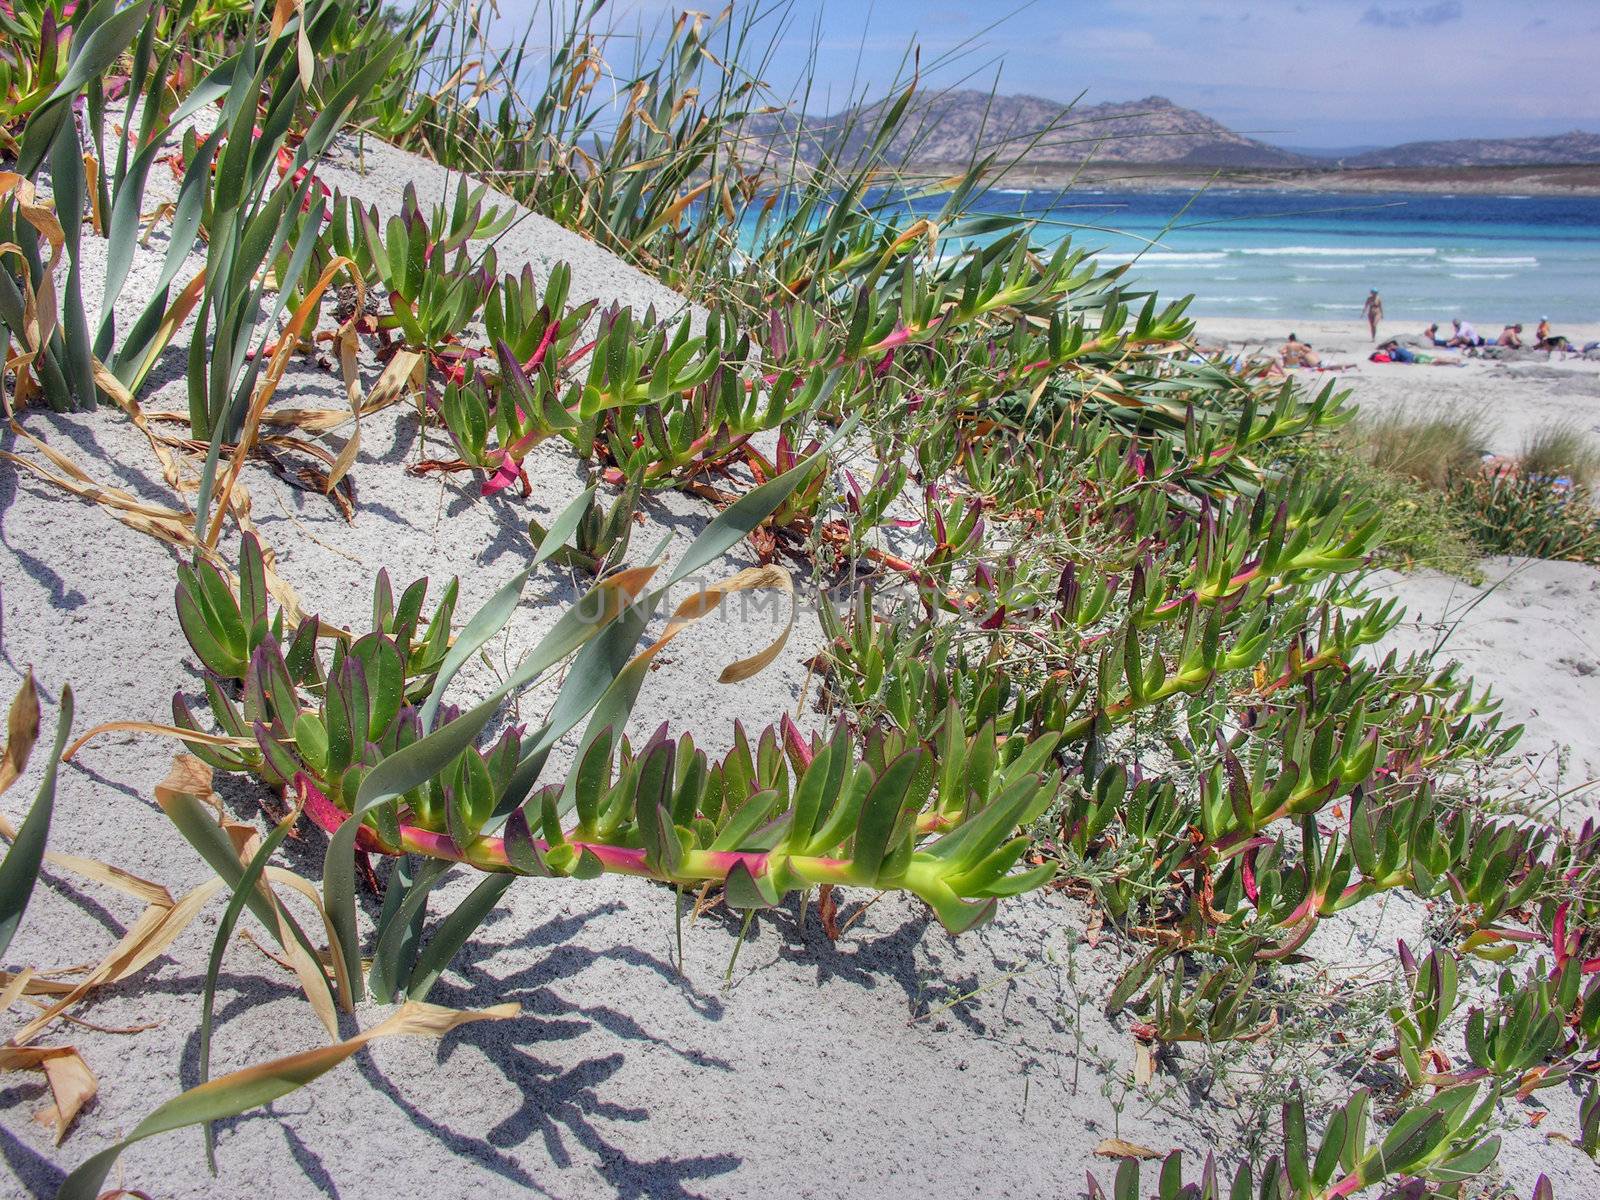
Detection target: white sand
<box><xmin>1372</xmin><ymin>557</ymin><xmax>1600</xmax><ymax>811</ymax></box>
<box><xmin>1</xmin><ymin>151</ymin><xmax>1597</xmax><ymax>1198</ymax></box>
<box><xmin>1198</xmin><ymin>317</ymin><xmax>1600</xmax><ymax>458</ymax></box>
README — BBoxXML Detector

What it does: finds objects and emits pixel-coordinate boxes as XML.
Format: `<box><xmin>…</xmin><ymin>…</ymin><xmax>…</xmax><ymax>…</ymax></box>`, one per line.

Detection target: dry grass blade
<box><xmin>0</xmin><ymin>807</ymin><xmax>172</xmax><ymax>906</ymax></box>
<box><xmin>1</xmin><ymin>970</ymin><xmax>79</xmax><ymax>998</ymax></box>
<box><xmin>631</xmin><ymin>564</ymin><xmax>796</xmax><ymax>682</ymax></box>
<box><xmin>0</xmin><ymin>668</ymin><xmax>40</xmax><ymax>797</ymax></box>
<box><xmin>0</xmin><ymin>174</ymin><xmax>65</xmax><ymax>407</ymax></box>
<box><xmin>7</xmin><ymin>877</ymin><xmax>225</xmax><ymax>1048</ymax></box>
<box><xmin>1</xmin><ymin>421</ymin><xmax>210</xmax><ymax>558</ymax></box>
<box><xmin>92</xmin><ymin>359</ymin><xmax>187</xmax><ymax>493</ymax></box>
<box><xmin>262</xmin><ymin>345</ymin><xmax>424</xmax><ymax>434</ymax></box>
<box><xmin>0</xmin><ymin>1043</ymin><xmax>97</xmax><ymax>1143</ymax></box>
<box><xmin>1093</xmin><ymin>1137</ymin><xmax>1163</xmax><ymax>1160</ymax></box>
<box><xmin>325</xmin><ymin>307</ymin><xmax>366</xmax><ymax>492</ymax></box>
<box><xmin>205</xmin><ymin>256</ymin><xmax>361</xmax><ymax>548</ymax></box>
<box><xmin>4</xmin><ymin>419</ymin><xmax>310</xmax><ymax>627</ymax></box>
<box><xmin>60</xmin><ymin>720</ymin><xmax>256</xmax><ymax>763</ymax></box>
<box><xmin>126</xmin><ymin>269</ymin><xmax>206</xmax><ymax>396</ymax></box>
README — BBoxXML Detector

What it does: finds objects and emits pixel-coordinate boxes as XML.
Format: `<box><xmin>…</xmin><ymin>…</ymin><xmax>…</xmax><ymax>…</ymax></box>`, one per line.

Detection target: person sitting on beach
<box><xmin>1423</xmin><ymin>323</ymin><xmax>1452</xmax><ymax>347</ymax></box>
<box><xmin>1446</xmin><ymin>318</ymin><xmax>1482</xmax><ymax>348</ymax></box>
<box><xmin>1279</xmin><ymin>333</ymin><xmax>1322</xmax><ymax>368</ymax></box>
<box><xmin>1497</xmin><ymin>324</ymin><xmax>1524</xmax><ymax>349</ymax></box>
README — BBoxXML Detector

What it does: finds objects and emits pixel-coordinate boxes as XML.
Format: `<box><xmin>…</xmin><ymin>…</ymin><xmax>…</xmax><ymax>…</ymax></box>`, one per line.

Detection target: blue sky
<box><xmin>517</xmin><ymin>0</ymin><xmax>1600</xmax><ymax>147</ymax></box>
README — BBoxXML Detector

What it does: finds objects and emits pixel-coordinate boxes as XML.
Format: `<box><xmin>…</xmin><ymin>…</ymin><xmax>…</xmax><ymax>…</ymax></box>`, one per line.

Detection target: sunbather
<box><xmin>1423</xmin><ymin>323</ymin><xmax>1451</xmax><ymax>347</ymax></box>
<box><xmin>1279</xmin><ymin>333</ymin><xmax>1321</xmax><ymax>368</ymax></box>
<box><xmin>1497</xmin><ymin>324</ymin><xmax>1524</xmax><ymax>349</ymax></box>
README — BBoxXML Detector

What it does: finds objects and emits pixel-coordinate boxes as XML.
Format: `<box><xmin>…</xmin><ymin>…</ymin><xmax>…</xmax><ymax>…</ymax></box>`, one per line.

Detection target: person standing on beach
<box><xmin>1362</xmin><ymin>289</ymin><xmax>1384</xmax><ymax>340</ymax></box>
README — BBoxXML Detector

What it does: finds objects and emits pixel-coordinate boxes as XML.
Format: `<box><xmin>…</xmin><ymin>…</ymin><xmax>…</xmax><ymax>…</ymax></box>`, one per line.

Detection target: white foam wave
<box><xmin>1442</xmin><ymin>255</ymin><xmax>1537</xmax><ymax>265</ymax></box>
<box><xmin>1137</xmin><ymin>252</ymin><xmax>1229</xmax><ymax>263</ymax></box>
<box><xmin>1449</xmin><ymin>272</ymin><xmax>1516</xmax><ymax>280</ymax></box>
<box><xmin>1239</xmin><ymin>246</ymin><xmax>1437</xmax><ymax>257</ymax></box>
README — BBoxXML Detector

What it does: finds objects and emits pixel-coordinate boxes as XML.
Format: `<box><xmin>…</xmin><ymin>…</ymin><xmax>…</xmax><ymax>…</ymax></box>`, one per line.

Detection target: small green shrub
<box><xmin>1287</xmin><ymin>441</ymin><xmax>1481</xmax><ymax>578</ymax></box>
<box><xmin>1448</xmin><ymin>472</ymin><xmax>1600</xmax><ymax>564</ymax></box>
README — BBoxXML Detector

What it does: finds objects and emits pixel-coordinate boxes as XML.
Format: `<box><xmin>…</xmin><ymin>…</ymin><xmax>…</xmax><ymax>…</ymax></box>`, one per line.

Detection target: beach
<box><xmin>1198</xmin><ymin>316</ymin><xmax>1600</xmax><ymax>456</ymax></box>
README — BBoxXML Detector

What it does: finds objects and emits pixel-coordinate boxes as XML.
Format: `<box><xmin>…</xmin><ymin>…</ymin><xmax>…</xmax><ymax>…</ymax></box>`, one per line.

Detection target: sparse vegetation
<box><xmin>1300</xmin><ymin>411</ymin><xmax>1600</xmax><ymax>569</ymax></box>
<box><xmin>2</xmin><ymin>2</ymin><xmax>1598</xmax><ymax>1198</ymax></box>
<box><xmin>1519</xmin><ymin>421</ymin><xmax>1600</xmax><ymax>486</ymax></box>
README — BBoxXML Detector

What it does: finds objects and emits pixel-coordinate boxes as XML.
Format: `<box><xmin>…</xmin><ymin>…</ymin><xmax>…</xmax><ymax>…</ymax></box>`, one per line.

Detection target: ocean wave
<box><xmin>1239</xmin><ymin>246</ymin><xmax>1437</xmax><ymax>257</ymax></box>
<box><xmin>1442</xmin><ymin>255</ymin><xmax>1538</xmax><ymax>265</ymax></box>
<box><xmin>1096</xmin><ymin>251</ymin><xmax>1229</xmax><ymax>265</ymax></box>
<box><xmin>1448</xmin><ymin>272</ymin><xmax>1516</xmax><ymax>280</ymax></box>
<box><xmin>1314</xmin><ymin>304</ymin><xmax>1363</xmax><ymax>310</ymax></box>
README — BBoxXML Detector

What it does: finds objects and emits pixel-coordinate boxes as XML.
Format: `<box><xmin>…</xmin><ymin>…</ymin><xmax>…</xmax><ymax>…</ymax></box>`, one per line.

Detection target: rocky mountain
<box><xmin>1344</xmin><ymin>131</ymin><xmax>1600</xmax><ymax>168</ymax></box>
<box><xmin>744</xmin><ymin>91</ymin><xmax>1314</xmax><ymax>169</ymax></box>
<box><xmin>742</xmin><ymin>90</ymin><xmax>1600</xmax><ymax>174</ymax></box>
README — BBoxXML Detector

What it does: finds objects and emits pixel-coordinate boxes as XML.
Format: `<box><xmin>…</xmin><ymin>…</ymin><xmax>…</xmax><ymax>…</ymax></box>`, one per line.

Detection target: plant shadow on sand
<box><xmin>349</xmin><ymin>903</ymin><xmax>743</xmax><ymax>1200</ymax></box>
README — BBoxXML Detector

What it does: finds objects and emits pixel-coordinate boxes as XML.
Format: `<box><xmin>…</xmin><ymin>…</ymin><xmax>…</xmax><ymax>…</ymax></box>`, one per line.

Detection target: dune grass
<box><xmin>1344</xmin><ymin>406</ymin><xmax>1492</xmax><ymax>489</ymax></box>
<box><xmin>1520</xmin><ymin>420</ymin><xmax>1600</xmax><ymax>486</ymax></box>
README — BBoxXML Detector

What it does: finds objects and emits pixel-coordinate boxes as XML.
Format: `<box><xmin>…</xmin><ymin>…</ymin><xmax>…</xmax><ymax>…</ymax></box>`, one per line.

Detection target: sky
<box><xmin>508</xmin><ymin>0</ymin><xmax>1600</xmax><ymax>148</ymax></box>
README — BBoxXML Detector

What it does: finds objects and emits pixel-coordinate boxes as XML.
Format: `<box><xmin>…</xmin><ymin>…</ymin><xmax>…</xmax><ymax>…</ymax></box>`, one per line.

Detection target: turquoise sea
<box><xmin>918</xmin><ymin>188</ymin><xmax>1600</xmax><ymax>326</ymax></box>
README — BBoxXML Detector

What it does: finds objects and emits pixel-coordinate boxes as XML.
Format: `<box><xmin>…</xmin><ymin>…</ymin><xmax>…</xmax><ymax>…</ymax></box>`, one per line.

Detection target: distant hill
<box><xmin>1344</xmin><ymin>131</ymin><xmax>1600</xmax><ymax>168</ymax></box>
<box><xmin>743</xmin><ymin>91</ymin><xmax>1315</xmax><ymax>170</ymax></box>
<box><xmin>741</xmin><ymin>90</ymin><xmax>1599</xmax><ymax>174</ymax></box>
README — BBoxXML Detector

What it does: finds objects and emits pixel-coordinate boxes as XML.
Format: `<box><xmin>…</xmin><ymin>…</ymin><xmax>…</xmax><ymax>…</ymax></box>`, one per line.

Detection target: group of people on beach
<box><xmin>1253</xmin><ymin>287</ymin><xmax>1592</xmax><ymax>376</ymax></box>
<box><xmin>1419</xmin><ymin>317</ymin><xmax>1570</xmax><ymax>352</ymax></box>
<box><xmin>1365</xmin><ymin>289</ymin><xmax>1571</xmax><ymax>352</ymax></box>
